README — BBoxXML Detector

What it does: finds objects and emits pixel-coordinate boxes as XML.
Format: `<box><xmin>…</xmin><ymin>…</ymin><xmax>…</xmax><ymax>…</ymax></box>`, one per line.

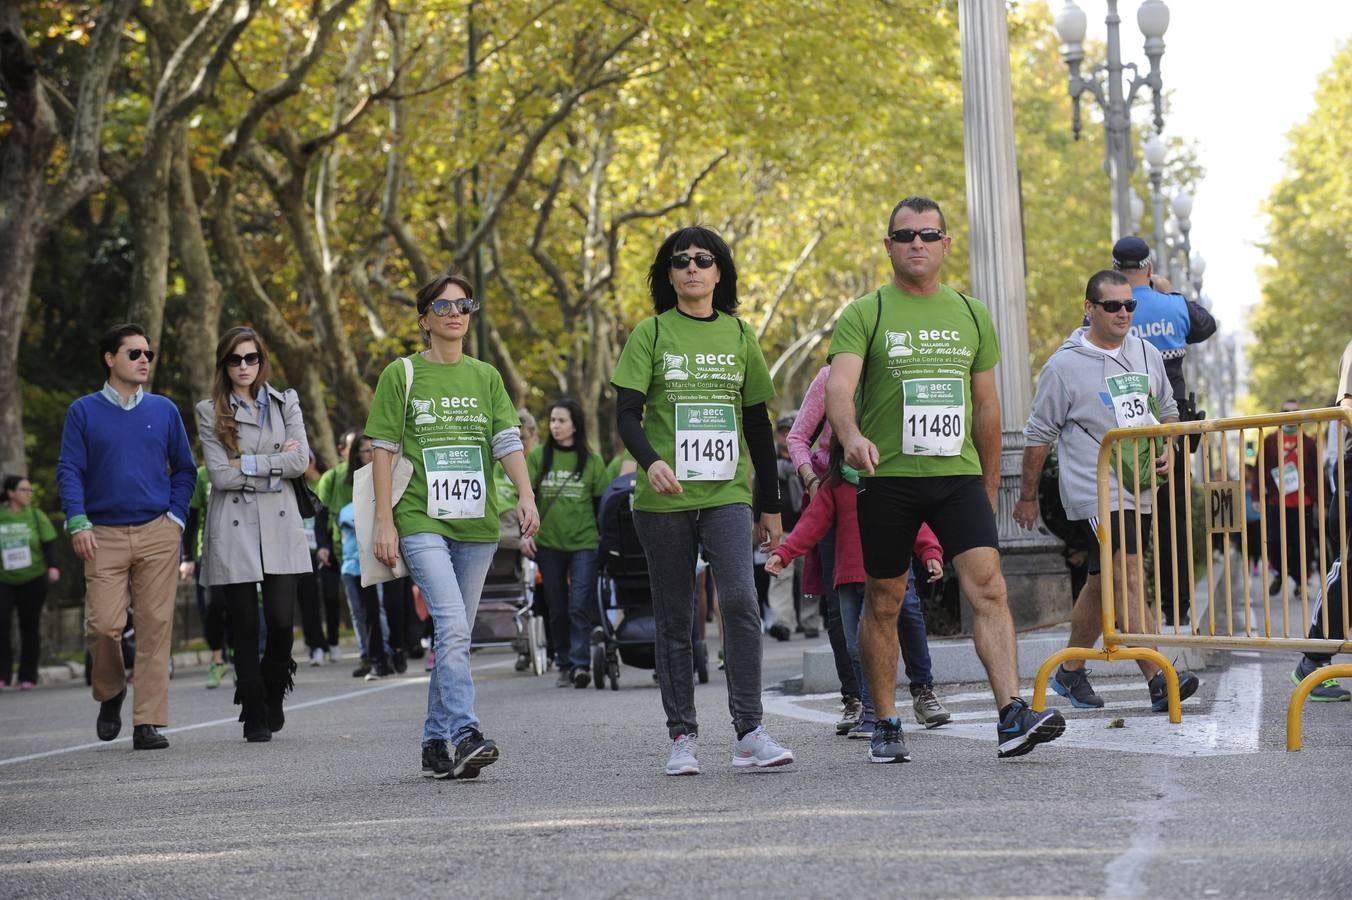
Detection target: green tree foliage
<box><xmin>1249</xmin><ymin>40</ymin><xmax>1352</xmax><ymax>410</ymax></box>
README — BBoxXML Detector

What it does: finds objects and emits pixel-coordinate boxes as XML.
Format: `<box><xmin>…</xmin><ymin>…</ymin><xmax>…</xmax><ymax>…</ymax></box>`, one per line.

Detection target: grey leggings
<box><xmin>633</xmin><ymin>503</ymin><xmax>763</xmax><ymax>739</ymax></box>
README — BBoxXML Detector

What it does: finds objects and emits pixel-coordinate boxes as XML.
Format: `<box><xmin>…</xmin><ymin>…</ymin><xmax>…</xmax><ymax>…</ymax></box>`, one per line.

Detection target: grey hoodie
<box><xmin>1024</xmin><ymin>327</ymin><xmax>1178</xmax><ymax>520</ymax></box>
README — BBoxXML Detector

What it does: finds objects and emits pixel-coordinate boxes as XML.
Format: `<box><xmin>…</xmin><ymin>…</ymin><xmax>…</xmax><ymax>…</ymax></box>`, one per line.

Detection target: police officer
<box><xmin>1112</xmin><ymin>236</ymin><xmax>1218</xmax><ymax>626</ymax></box>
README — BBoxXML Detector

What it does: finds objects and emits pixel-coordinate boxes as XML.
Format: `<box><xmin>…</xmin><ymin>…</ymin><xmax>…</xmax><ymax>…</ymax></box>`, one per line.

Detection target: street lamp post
<box><xmin>1054</xmin><ymin>0</ymin><xmax>1170</xmax><ymax>240</ymax></box>
<box><xmin>1143</xmin><ymin>133</ymin><xmax>1168</xmax><ymax>259</ymax></box>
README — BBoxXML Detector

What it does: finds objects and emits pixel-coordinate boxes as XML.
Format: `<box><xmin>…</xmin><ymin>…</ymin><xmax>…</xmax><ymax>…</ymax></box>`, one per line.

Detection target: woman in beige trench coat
<box><xmin>196</xmin><ymin>326</ymin><xmax>312</xmax><ymax>742</ymax></box>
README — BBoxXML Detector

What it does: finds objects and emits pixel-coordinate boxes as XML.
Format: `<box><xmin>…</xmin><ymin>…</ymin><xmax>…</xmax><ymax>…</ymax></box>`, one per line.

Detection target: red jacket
<box><xmin>770</xmin><ymin>479</ymin><xmax>942</xmax><ymax>586</ymax></box>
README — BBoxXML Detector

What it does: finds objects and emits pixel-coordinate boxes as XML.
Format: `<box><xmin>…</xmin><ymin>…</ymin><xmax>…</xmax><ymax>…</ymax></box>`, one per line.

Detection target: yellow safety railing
<box><xmin>1030</xmin><ymin>407</ymin><xmax>1352</xmax><ymax>751</ymax></box>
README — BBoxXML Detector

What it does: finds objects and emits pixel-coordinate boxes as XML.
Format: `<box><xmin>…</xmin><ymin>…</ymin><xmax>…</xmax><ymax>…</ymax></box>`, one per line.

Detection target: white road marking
<box><xmin>0</xmin><ymin>676</ymin><xmax>429</xmax><ymax>768</ymax></box>
<box><xmin>768</xmin><ymin>662</ymin><xmax>1264</xmax><ymax>758</ymax></box>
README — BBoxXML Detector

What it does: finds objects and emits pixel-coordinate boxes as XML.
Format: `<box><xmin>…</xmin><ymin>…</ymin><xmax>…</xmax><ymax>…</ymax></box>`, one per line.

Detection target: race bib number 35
<box><xmin>1105</xmin><ymin>372</ymin><xmax>1158</xmax><ymax>429</ymax></box>
<box><xmin>675</xmin><ymin>403</ymin><xmax>738</xmax><ymax>481</ymax></box>
<box><xmin>423</xmin><ymin>445</ymin><xmax>487</xmax><ymax>520</ymax></box>
<box><xmin>902</xmin><ymin>379</ymin><xmax>965</xmax><ymax>457</ymax></box>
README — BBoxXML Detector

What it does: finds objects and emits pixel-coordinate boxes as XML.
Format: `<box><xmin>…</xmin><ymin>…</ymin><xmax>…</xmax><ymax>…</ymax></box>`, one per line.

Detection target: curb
<box><xmin>29</xmin><ymin>639</ymin><xmax>362</xmax><ymax>688</ymax></box>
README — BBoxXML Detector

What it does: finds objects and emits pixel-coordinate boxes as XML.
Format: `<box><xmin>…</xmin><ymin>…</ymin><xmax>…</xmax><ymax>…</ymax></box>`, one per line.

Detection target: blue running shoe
<box><xmin>996</xmin><ymin>699</ymin><xmax>1065</xmax><ymax>758</ymax></box>
<box><xmin>1051</xmin><ymin>665</ymin><xmax>1104</xmax><ymax>709</ymax></box>
<box><xmin>868</xmin><ymin>718</ymin><xmax>911</xmax><ymax>763</ymax></box>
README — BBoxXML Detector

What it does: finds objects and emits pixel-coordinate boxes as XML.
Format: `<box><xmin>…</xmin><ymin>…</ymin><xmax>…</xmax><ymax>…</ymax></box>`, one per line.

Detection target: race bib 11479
<box><xmin>423</xmin><ymin>445</ymin><xmax>487</xmax><ymax>520</ymax></box>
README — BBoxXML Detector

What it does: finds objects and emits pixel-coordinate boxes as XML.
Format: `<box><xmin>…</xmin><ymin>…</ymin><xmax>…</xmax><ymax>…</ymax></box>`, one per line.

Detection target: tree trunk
<box><xmin>122</xmin><ymin>137</ymin><xmax>176</xmax><ymax>383</ymax></box>
<box><xmin>169</xmin><ymin>126</ymin><xmax>223</xmax><ymax>411</ymax></box>
<box><xmin>0</xmin><ymin>10</ymin><xmax>59</xmax><ymax>476</ymax></box>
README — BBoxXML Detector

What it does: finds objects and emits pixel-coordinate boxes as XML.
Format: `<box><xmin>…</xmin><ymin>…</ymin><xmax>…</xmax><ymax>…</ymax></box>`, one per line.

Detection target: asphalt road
<box><xmin>2</xmin><ymin>635</ymin><xmax>1350</xmax><ymax>899</ymax></box>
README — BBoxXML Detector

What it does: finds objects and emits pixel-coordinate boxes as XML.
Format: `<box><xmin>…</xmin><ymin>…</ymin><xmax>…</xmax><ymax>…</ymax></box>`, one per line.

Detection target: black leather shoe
<box><xmin>132</xmin><ymin>724</ymin><xmax>169</xmax><ymax>750</ymax></box>
<box><xmin>96</xmin><ymin>689</ymin><xmax>126</xmax><ymax>741</ymax></box>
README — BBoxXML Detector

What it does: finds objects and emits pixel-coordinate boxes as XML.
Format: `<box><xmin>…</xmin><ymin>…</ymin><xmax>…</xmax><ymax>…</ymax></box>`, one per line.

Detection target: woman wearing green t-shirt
<box><xmin>0</xmin><ymin>475</ymin><xmax>60</xmax><ymax>689</ymax></box>
<box><xmin>367</xmin><ymin>272</ymin><xmax>539</xmax><ymax>781</ymax></box>
<box><xmin>523</xmin><ymin>398</ymin><xmax>608</xmax><ymax>688</ymax></box>
<box><xmin>612</xmin><ymin>225</ymin><xmax>794</xmax><ymax>776</ymax></box>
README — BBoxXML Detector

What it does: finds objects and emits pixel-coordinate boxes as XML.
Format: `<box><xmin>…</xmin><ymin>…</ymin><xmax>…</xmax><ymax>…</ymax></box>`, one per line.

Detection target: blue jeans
<box><xmin>837</xmin><ymin>564</ymin><xmax>933</xmax><ymax>716</ymax></box>
<box><xmin>399</xmin><ymin>533</ymin><xmax>497</xmax><ymax>746</ymax></box>
<box><xmin>535</xmin><ymin>546</ymin><xmax>599</xmax><ymax>672</ymax></box>
<box><xmin>340</xmin><ymin>573</ymin><xmax>370</xmax><ymax>659</ymax></box>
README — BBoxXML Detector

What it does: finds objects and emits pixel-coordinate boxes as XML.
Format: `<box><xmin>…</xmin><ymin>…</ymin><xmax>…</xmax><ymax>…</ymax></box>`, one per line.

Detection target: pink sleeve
<box><xmin>787</xmin><ymin>365</ymin><xmax>831</xmax><ymax>471</ymax></box>
<box><xmin>773</xmin><ymin>485</ymin><xmax>836</xmax><ymax>563</ymax></box>
<box><xmin>914</xmin><ymin>523</ymin><xmax>944</xmax><ymax>564</ymax></box>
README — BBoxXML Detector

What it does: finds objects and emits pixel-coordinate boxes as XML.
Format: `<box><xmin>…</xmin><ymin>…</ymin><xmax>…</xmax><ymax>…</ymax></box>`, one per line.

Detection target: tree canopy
<box><xmin>4</xmin><ymin>0</ymin><xmax>1117</xmax><ymax>499</ymax></box>
<box><xmin>1248</xmin><ymin>39</ymin><xmax>1352</xmax><ymax>410</ymax></box>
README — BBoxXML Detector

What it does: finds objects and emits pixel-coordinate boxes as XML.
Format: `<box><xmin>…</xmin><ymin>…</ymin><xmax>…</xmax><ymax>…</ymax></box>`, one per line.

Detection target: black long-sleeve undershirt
<box><xmin>615</xmin><ymin>387</ymin><xmax>780</xmax><ymax>515</ymax></box>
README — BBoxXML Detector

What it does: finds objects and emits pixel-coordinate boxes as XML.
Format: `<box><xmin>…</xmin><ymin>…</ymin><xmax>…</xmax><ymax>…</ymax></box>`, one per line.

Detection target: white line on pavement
<box><xmin>767</xmin><ymin>662</ymin><xmax>1265</xmax><ymax>758</ymax></box>
<box><xmin>0</xmin><ymin>676</ymin><xmax>429</xmax><ymax>768</ymax></box>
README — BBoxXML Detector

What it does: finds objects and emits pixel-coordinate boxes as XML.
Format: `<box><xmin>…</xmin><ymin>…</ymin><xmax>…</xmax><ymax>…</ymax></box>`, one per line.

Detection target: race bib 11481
<box><xmin>675</xmin><ymin>403</ymin><xmax>738</xmax><ymax>481</ymax></box>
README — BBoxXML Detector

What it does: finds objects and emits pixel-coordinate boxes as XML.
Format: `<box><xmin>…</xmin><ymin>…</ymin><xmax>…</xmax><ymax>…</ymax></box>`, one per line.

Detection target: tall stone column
<box><xmin>959</xmin><ymin>1</ymin><xmax>1070</xmax><ymax>629</ymax></box>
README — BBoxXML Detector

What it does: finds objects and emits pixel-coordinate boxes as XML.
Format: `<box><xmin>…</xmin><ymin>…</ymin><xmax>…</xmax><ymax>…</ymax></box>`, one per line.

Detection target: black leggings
<box><xmin>364</xmin><ymin>577</ymin><xmax>407</xmax><ymax>664</ymax></box>
<box><xmin>0</xmin><ymin>576</ymin><xmax>45</xmax><ymax>684</ymax></box>
<box><xmin>195</xmin><ymin>582</ymin><xmax>229</xmax><ymax>655</ymax></box>
<box><xmin>221</xmin><ymin>575</ymin><xmax>297</xmax><ymax>684</ymax></box>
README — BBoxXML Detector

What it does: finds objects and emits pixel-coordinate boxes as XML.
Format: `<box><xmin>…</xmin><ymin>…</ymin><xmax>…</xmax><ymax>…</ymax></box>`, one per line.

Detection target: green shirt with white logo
<box><xmin>0</xmin><ymin>505</ymin><xmax>57</xmax><ymax>585</ymax></box>
<box><xmin>611</xmin><ymin>308</ymin><xmax>775</xmax><ymax>512</ymax></box>
<box><xmin>365</xmin><ymin>353</ymin><xmax>519</xmax><ymax>543</ymax></box>
<box><xmin>316</xmin><ymin>462</ymin><xmax>352</xmax><ymax>559</ymax></box>
<box><xmin>828</xmin><ymin>283</ymin><xmax>999</xmax><ymax>478</ymax></box>
<box><xmin>528</xmin><ymin>446</ymin><xmax>608</xmax><ymax>551</ymax></box>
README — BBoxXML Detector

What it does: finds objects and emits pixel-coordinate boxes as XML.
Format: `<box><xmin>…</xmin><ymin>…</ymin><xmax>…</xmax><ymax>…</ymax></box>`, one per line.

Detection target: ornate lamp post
<box><xmin>1054</xmin><ymin>0</ymin><xmax>1171</xmax><ymax>240</ymax></box>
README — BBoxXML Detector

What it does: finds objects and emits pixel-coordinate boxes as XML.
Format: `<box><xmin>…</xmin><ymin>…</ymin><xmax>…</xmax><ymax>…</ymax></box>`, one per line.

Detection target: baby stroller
<box><xmin>590</xmin><ymin>473</ymin><xmax>709</xmax><ymax>691</ymax></box>
<box><xmin>473</xmin><ymin>542</ymin><xmax>547</xmax><ymax>675</ymax></box>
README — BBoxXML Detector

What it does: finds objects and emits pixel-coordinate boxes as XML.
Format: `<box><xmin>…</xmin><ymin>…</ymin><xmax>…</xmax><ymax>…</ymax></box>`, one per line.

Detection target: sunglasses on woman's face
<box><xmin>428</xmin><ymin>297</ymin><xmax>480</xmax><ymax>316</ymax></box>
<box><xmin>121</xmin><ymin>348</ymin><xmax>155</xmax><ymax>363</ymax></box>
<box><xmin>670</xmin><ymin>253</ymin><xmax>716</xmax><ymax>270</ymax></box>
<box><xmin>225</xmin><ymin>352</ymin><xmax>262</xmax><ymax>368</ymax></box>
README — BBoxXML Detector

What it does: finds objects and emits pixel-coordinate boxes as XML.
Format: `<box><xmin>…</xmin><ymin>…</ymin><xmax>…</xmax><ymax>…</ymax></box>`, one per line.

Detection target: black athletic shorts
<box><xmin>1074</xmin><ymin>511</ymin><xmax>1150</xmax><ymax>576</ymax></box>
<box><xmin>856</xmin><ymin>475</ymin><xmax>998</xmax><ymax>580</ymax></box>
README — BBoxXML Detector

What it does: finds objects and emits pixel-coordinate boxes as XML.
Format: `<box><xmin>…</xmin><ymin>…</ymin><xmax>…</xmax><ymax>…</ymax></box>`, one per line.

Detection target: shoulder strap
<box><xmin>858</xmin><ymin>290</ymin><xmax>884</xmax><ymax>409</ymax></box>
<box><xmin>399</xmin><ymin>356</ymin><xmax>414</xmax><ymax>447</ymax></box>
<box><xmin>651</xmin><ymin>315</ymin><xmax>661</xmax><ymax>358</ymax></box>
<box><xmin>955</xmin><ymin>290</ymin><xmax>982</xmax><ymax>346</ymax></box>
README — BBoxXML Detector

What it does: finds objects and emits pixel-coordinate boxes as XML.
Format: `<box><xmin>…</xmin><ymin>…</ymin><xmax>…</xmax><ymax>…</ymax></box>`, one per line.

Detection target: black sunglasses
<box><xmin>225</xmin><ymin>352</ymin><xmax>262</xmax><ymax>368</ymax></box>
<box><xmin>1088</xmin><ymin>298</ymin><xmax>1138</xmax><ymax>313</ymax></box>
<box><xmin>122</xmin><ymin>348</ymin><xmax>155</xmax><ymax>363</ymax></box>
<box><xmin>888</xmin><ymin>228</ymin><xmax>946</xmax><ymax>243</ymax></box>
<box><xmin>670</xmin><ymin>253</ymin><xmax>717</xmax><ymax>270</ymax></box>
<box><xmin>427</xmin><ymin>297</ymin><xmax>480</xmax><ymax>316</ymax></box>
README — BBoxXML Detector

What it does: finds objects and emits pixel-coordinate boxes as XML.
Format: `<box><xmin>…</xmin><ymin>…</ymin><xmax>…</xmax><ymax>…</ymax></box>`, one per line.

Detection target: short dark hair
<box><xmin>1085</xmin><ymin>269</ymin><xmax>1130</xmax><ymax>302</ymax></box>
<box><xmin>888</xmin><ymin>196</ymin><xmax>947</xmax><ymax>234</ymax></box>
<box><xmin>647</xmin><ymin>226</ymin><xmax>739</xmax><ymax>315</ymax></box>
<box><xmin>3</xmin><ymin>475</ymin><xmax>26</xmax><ymax>495</ymax></box>
<box><xmin>99</xmin><ymin>323</ymin><xmax>146</xmax><ymax>371</ymax></box>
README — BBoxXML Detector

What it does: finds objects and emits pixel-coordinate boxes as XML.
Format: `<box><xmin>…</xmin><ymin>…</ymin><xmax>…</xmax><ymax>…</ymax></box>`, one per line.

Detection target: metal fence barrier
<box><xmin>1030</xmin><ymin>407</ymin><xmax>1352</xmax><ymax>751</ymax></box>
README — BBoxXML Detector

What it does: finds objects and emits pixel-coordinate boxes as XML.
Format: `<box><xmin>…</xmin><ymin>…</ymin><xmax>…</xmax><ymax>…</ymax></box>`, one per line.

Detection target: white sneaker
<box><xmin>731</xmin><ymin>726</ymin><xmax>794</xmax><ymax>768</ymax></box>
<box><xmin>328</xmin><ymin>646</ymin><xmax>343</xmax><ymax>662</ymax></box>
<box><xmin>309</xmin><ymin>647</ymin><xmax>325</xmax><ymax>667</ymax></box>
<box><xmin>665</xmin><ymin>734</ymin><xmax>700</xmax><ymax>776</ymax></box>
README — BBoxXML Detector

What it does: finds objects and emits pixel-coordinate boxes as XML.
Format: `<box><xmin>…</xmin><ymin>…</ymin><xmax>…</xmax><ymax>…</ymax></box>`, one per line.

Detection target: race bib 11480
<box><xmin>901</xmin><ymin>378</ymin><xmax>965</xmax><ymax>457</ymax></box>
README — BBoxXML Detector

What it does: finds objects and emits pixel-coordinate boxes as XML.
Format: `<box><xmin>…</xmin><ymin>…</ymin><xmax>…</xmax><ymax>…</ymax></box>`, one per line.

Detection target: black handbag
<box><xmin>291</xmin><ymin>477</ymin><xmax>322</xmax><ymax>519</ymax></box>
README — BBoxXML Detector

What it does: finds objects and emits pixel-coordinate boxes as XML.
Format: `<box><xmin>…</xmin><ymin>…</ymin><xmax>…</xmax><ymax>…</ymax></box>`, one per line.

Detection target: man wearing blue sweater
<box><xmin>57</xmin><ymin>324</ymin><xmax>197</xmax><ymax>750</ymax></box>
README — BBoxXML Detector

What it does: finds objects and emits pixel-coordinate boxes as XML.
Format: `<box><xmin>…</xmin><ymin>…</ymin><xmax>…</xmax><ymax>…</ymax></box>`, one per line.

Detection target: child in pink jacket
<box><xmin>767</xmin><ymin>461</ymin><xmax>951</xmax><ymax>735</ymax></box>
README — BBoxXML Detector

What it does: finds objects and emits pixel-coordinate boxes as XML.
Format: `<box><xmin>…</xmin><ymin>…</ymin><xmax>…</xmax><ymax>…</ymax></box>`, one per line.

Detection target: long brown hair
<box><xmin>212</xmin><ymin>326</ymin><xmax>273</xmax><ymax>456</ymax></box>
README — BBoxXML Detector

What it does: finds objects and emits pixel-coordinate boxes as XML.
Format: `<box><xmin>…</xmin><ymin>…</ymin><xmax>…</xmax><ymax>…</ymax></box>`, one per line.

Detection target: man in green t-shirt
<box><xmin>825</xmin><ymin>195</ymin><xmax>1065</xmax><ymax>763</ymax></box>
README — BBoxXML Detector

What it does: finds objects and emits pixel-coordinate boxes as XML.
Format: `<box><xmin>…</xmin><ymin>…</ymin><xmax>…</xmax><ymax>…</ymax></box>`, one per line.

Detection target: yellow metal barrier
<box><xmin>1030</xmin><ymin>407</ymin><xmax>1352</xmax><ymax>750</ymax></box>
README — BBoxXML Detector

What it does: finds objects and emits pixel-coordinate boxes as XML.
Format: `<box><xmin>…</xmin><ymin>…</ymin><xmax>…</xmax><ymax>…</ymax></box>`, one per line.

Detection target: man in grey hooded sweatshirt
<box><xmin>1014</xmin><ymin>270</ymin><xmax>1200</xmax><ymax>712</ymax></box>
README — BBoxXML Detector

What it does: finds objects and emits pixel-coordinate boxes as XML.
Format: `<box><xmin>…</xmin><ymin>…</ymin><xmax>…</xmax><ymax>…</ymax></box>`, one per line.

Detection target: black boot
<box><xmin>261</xmin><ymin>658</ymin><xmax>297</xmax><ymax>734</ymax></box>
<box><xmin>235</xmin><ymin>679</ymin><xmax>271</xmax><ymax>743</ymax></box>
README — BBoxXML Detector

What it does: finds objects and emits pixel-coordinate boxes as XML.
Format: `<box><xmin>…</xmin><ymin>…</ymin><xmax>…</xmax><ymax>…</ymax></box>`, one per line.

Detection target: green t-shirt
<box><xmin>529</xmin><ymin>445</ymin><xmax>608</xmax><ymax>551</ymax></box>
<box><xmin>365</xmin><ymin>353</ymin><xmax>519</xmax><ymax>543</ymax></box>
<box><xmin>188</xmin><ymin>465</ymin><xmax>210</xmax><ymax>560</ymax></box>
<box><xmin>604</xmin><ymin>451</ymin><xmax>634</xmax><ymax>484</ymax></box>
<box><xmin>611</xmin><ymin>308</ymin><xmax>775</xmax><ymax>512</ymax></box>
<box><xmin>0</xmin><ymin>505</ymin><xmax>57</xmax><ymax>585</ymax></box>
<box><xmin>316</xmin><ymin>462</ymin><xmax>352</xmax><ymax>558</ymax></box>
<box><xmin>828</xmin><ymin>283</ymin><xmax>999</xmax><ymax>477</ymax></box>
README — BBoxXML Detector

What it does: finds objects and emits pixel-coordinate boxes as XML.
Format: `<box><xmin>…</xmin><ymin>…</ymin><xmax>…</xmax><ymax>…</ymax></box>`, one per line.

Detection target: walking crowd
<box><xmin>10</xmin><ymin>194</ymin><xmax>1349</xmax><ymax>778</ymax></box>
